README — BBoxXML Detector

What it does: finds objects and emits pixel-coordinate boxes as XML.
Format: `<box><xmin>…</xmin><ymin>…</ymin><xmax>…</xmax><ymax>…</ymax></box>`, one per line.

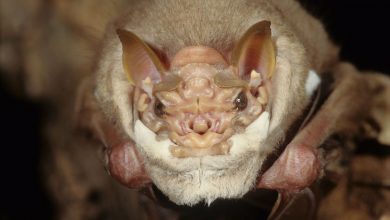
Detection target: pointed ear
<box><xmin>117</xmin><ymin>29</ymin><xmax>166</xmax><ymax>87</ymax></box>
<box><xmin>231</xmin><ymin>21</ymin><xmax>276</xmax><ymax>80</ymax></box>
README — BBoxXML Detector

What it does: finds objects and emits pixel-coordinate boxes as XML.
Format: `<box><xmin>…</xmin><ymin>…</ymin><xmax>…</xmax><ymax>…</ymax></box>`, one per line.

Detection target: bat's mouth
<box><xmin>165</xmin><ymin>112</ymin><xmax>238</xmax><ymax>157</ymax></box>
<box><xmin>147</xmin><ymin>99</ymin><xmax>264</xmax><ymax>158</ymax></box>
<box><xmin>168</xmin><ymin>130</ymin><xmax>234</xmax><ymax>158</ymax></box>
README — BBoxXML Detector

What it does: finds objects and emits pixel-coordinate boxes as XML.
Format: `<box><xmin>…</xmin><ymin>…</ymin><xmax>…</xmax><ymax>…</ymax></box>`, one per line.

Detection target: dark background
<box><xmin>1</xmin><ymin>1</ymin><xmax>389</xmax><ymax>219</ymax></box>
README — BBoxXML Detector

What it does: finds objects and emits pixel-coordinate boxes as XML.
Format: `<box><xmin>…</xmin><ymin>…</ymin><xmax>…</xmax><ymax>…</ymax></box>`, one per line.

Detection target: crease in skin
<box><xmin>153</xmin><ymin>74</ymin><xmax>183</xmax><ymax>93</ymax></box>
<box><xmin>214</xmin><ymin>72</ymin><xmax>248</xmax><ymax>88</ymax></box>
<box><xmin>171</xmin><ymin>46</ymin><xmax>229</xmax><ymax>68</ymax></box>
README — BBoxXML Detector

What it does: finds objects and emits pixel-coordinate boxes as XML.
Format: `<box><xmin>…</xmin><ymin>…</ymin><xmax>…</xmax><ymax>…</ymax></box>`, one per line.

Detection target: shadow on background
<box><xmin>0</xmin><ymin>76</ymin><xmax>53</xmax><ymax>219</ymax></box>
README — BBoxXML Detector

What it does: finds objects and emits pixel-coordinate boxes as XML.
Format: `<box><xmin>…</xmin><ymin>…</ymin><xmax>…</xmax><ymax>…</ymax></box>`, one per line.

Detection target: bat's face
<box><xmin>133</xmin><ymin>55</ymin><xmax>272</xmax><ymax>204</ymax></box>
<box><xmin>138</xmin><ymin>62</ymin><xmax>266</xmax><ymax>157</ymax></box>
<box><xmin>131</xmin><ymin>45</ymin><xmax>273</xmax><ymax>204</ymax></box>
<box><xmin>100</xmin><ymin>21</ymin><xmax>315</xmax><ymax>205</ymax></box>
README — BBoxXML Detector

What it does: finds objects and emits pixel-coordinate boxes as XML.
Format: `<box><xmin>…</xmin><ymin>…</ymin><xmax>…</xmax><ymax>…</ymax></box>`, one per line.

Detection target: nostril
<box><xmin>207</xmin><ymin>120</ymin><xmax>212</xmax><ymax>129</ymax></box>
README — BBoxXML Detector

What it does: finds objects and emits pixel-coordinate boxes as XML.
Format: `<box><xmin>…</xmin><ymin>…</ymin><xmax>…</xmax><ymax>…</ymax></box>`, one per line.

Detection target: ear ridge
<box><xmin>231</xmin><ymin>21</ymin><xmax>276</xmax><ymax>80</ymax></box>
<box><xmin>117</xmin><ymin>29</ymin><xmax>166</xmax><ymax>86</ymax></box>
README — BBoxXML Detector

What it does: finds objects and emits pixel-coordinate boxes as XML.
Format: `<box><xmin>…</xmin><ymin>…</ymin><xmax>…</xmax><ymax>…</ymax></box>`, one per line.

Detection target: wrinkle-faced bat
<box><xmin>74</xmin><ymin>0</ymin><xmax>390</xmax><ymax>218</ymax></box>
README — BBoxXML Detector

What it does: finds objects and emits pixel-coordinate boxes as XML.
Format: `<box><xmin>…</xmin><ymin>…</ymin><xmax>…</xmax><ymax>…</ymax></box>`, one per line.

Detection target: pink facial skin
<box><xmin>137</xmin><ymin>46</ymin><xmax>266</xmax><ymax>158</ymax></box>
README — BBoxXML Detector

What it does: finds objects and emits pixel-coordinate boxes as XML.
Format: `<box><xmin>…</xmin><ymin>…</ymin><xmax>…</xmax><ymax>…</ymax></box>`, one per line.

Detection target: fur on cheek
<box><xmin>134</xmin><ymin>112</ymin><xmax>271</xmax><ymax>205</ymax></box>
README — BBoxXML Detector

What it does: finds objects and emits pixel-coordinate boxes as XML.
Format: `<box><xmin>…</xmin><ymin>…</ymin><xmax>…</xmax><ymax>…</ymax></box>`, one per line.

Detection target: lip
<box><xmin>179</xmin><ymin>116</ymin><xmax>222</xmax><ymax>134</ymax></box>
<box><xmin>168</xmin><ymin>128</ymin><xmax>234</xmax><ymax>157</ymax></box>
<box><xmin>169</xmin><ymin>131</ymin><xmax>225</xmax><ymax>148</ymax></box>
<box><xmin>169</xmin><ymin>141</ymin><xmax>232</xmax><ymax>158</ymax></box>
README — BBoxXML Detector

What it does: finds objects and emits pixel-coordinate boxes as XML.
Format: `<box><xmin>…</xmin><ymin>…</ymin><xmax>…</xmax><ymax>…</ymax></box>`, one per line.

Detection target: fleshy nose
<box><xmin>189</xmin><ymin>116</ymin><xmax>212</xmax><ymax>134</ymax></box>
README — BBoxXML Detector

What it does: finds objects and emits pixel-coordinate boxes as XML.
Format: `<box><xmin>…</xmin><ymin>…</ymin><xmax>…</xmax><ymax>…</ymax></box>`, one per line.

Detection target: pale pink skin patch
<box><xmin>95</xmin><ymin>119</ymin><xmax>150</xmax><ymax>188</ymax></box>
<box><xmin>171</xmin><ymin>46</ymin><xmax>228</xmax><ymax>68</ymax></box>
<box><xmin>138</xmin><ymin>46</ymin><xmax>265</xmax><ymax>157</ymax></box>
<box><xmin>158</xmin><ymin>64</ymin><xmax>242</xmax><ymax>150</ymax></box>
<box><xmin>257</xmin><ymin>143</ymin><xmax>320</xmax><ymax>192</ymax></box>
<box><xmin>257</xmin><ymin>106</ymin><xmax>331</xmax><ymax>192</ymax></box>
<box><xmin>108</xmin><ymin>140</ymin><xmax>151</xmax><ymax>188</ymax></box>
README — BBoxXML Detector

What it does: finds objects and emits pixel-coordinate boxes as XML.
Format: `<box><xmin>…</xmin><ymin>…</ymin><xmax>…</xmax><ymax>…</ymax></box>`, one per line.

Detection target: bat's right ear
<box><xmin>117</xmin><ymin>29</ymin><xmax>166</xmax><ymax>87</ymax></box>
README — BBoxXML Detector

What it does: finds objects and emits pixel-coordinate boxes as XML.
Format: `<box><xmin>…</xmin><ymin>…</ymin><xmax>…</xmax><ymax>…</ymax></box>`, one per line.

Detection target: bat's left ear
<box><xmin>117</xmin><ymin>29</ymin><xmax>166</xmax><ymax>87</ymax></box>
<box><xmin>231</xmin><ymin>21</ymin><xmax>276</xmax><ymax>81</ymax></box>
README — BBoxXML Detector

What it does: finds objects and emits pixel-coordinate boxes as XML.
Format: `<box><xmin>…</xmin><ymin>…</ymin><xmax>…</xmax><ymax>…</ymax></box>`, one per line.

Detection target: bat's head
<box><xmin>106</xmin><ymin>21</ymin><xmax>303</xmax><ymax>205</ymax></box>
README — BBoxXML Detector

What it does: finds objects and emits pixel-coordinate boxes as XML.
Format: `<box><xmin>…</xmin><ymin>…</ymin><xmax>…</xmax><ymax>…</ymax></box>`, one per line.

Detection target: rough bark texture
<box><xmin>1</xmin><ymin>0</ymin><xmax>389</xmax><ymax>219</ymax></box>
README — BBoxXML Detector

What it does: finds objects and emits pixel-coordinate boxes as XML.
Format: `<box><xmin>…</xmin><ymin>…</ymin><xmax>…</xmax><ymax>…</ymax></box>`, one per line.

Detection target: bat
<box><xmin>2</xmin><ymin>0</ymin><xmax>390</xmax><ymax>219</ymax></box>
<box><xmin>71</xmin><ymin>0</ymin><xmax>390</xmax><ymax>218</ymax></box>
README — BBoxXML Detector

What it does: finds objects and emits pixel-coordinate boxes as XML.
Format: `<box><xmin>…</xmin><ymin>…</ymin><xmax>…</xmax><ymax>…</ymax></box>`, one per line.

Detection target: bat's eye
<box><xmin>154</xmin><ymin>99</ymin><xmax>166</xmax><ymax>117</ymax></box>
<box><xmin>234</xmin><ymin>91</ymin><xmax>248</xmax><ymax>110</ymax></box>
